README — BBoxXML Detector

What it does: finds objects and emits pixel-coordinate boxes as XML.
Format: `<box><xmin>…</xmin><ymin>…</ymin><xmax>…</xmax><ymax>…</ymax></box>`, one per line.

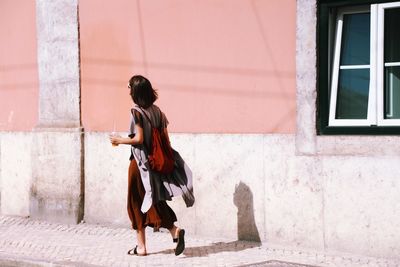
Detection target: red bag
<box><xmin>135</xmin><ymin>108</ymin><xmax>175</xmax><ymax>174</ymax></box>
<box><xmin>148</xmin><ymin>127</ymin><xmax>175</xmax><ymax>174</ymax></box>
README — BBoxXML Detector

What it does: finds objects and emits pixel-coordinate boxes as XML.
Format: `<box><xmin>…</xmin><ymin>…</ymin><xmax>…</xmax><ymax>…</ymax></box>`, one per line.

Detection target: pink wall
<box><xmin>80</xmin><ymin>0</ymin><xmax>296</xmax><ymax>133</ymax></box>
<box><xmin>0</xmin><ymin>0</ymin><xmax>39</xmax><ymax>131</ymax></box>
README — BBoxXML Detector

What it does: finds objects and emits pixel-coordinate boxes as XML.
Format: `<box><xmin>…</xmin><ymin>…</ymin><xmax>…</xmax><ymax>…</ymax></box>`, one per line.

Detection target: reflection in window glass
<box><xmin>385</xmin><ymin>8</ymin><xmax>400</xmax><ymax>63</ymax></box>
<box><xmin>340</xmin><ymin>13</ymin><xmax>370</xmax><ymax>65</ymax></box>
<box><xmin>384</xmin><ymin>66</ymin><xmax>400</xmax><ymax>119</ymax></box>
<box><xmin>336</xmin><ymin>69</ymin><xmax>370</xmax><ymax>119</ymax></box>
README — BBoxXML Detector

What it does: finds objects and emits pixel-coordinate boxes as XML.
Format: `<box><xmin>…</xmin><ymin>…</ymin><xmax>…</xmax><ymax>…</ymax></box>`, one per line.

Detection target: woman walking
<box><xmin>110</xmin><ymin>75</ymin><xmax>194</xmax><ymax>256</ymax></box>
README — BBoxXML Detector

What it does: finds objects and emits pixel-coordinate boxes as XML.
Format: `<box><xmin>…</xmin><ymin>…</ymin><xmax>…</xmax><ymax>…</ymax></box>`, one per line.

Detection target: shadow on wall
<box><xmin>157</xmin><ymin>181</ymin><xmax>261</xmax><ymax>257</ymax></box>
<box><xmin>233</xmin><ymin>181</ymin><xmax>261</xmax><ymax>243</ymax></box>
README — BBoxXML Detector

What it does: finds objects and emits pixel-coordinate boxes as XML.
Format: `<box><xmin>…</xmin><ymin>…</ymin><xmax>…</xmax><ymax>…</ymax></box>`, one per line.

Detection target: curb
<box><xmin>0</xmin><ymin>253</ymin><xmax>101</xmax><ymax>267</ymax></box>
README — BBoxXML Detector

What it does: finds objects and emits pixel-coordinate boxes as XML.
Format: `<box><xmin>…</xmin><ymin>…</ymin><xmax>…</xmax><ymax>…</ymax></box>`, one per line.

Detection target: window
<box><xmin>318</xmin><ymin>0</ymin><xmax>400</xmax><ymax>134</ymax></box>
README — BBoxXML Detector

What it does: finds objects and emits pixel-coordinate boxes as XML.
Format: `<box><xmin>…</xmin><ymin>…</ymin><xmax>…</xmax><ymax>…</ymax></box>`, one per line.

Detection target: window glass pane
<box><xmin>336</xmin><ymin>69</ymin><xmax>369</xmax><ymax>119</ymax></box>
<box><xmin>384</xmin><ymin>66</ymin><xmax>400</xmax><ymax>119</ymax></box>
<box><xmin>340</xmin><ymin>13</ymin><xmax>370</xmax><ymax>65</ymax></box>
<box><xmin>385</xmin><ymin>8</ymin><xmax>400</xmax><ymax>63</ymax></box>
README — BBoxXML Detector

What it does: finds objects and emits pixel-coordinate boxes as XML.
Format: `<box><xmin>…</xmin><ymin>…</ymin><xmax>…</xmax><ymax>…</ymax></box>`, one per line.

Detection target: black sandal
<box><xmin>174</xmin><ymin>229</ymin><xmax>185</xmax><ymax>256</ymax></box>
<box><xmin>127</xmin><ymin>245</ymin><xmax>147</xmax><ymax>256</ymax></box>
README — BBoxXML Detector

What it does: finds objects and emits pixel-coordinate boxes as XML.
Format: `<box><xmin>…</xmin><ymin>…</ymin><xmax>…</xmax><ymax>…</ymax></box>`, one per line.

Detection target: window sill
<box><xmin>319</xmin><ymin>126</ymin><xmax>400</xmax><ymax>135</ymax></box>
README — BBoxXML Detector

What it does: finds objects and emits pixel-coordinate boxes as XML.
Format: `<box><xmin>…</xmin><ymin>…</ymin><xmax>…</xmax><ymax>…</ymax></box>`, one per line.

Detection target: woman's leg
<box><xmin>168</xmin><ymin>224</ymin><xmax>185</xmax><ymax>256</ymax></box>
<box><xmin>168</xmin><ymin>225</ymin><xmax>179</xmax><ymax>239</ymax></box>
<box><xmin>136</xmin><ymin>228</ymin><xmax>147</xmax><ymax>255</ymax></box>
<box><xmin>127</xmin><ymin>160</ymin><xmax>148</xmax><ymax>255</ymax></box>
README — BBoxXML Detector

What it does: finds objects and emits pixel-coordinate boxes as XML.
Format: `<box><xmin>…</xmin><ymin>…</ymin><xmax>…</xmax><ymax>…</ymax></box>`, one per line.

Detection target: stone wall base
<box><xmin>30</xmin><ymin>128</ymin><xmax>84</xmax><ymax>224</ymax></box>
<box><xmin>1</xmin><ymin>132</ymin><xmax>400</xmax><ymax>259</ymax></box>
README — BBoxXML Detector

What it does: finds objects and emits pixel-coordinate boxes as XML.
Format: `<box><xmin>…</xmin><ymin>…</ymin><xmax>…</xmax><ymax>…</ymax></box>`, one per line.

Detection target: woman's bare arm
<box><xmin>109</xmin><ymin>125</ymin><xmax>144</xmax><ymax>146</ymax></box>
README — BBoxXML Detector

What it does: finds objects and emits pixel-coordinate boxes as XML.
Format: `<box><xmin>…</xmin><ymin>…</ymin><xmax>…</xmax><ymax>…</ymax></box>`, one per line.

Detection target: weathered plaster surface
<box><xmin>264</xmin><ymin>135</ymin><xmax>324</xmax><ymax>250</ymax></box>
<box><xmin>323</xmin><ymin>156</ymin><xmax>400</xmax><ymax>258</ymax></box>
<box><xmin>36</xmin><ymin>0</ymin><xmax>80</xmax><ymax>128</ymax></box>
<box><xmin>84</xmin><ymin>133</ymin><xmax>266</xmax><ymax>241</ymax></box>
<box><xmin>83</xmin><ymin>132</ymin><xmax>400</xmax><ymax>259</ymax></box>
<box><xmin>84</xmin><ymin>133</ymin><xmax>322</xmax><ymax>249</ymax></box>
<box><xmin>31</xmin><ymin>0</ymin><xmax>83</xmax><ymax>223</ymax></box>
<box><xmin>0</xmin><ymin>133</ymin><xmax>32</xmax><ymax>216</ymax></box>
<box><xmin>83</xmin><ymin>132</ymin><xmax>131</xmax><ymax>226</ymax></box>
<box><xmin>31</xmin><ymin>129</ymin><xmax>83</xmax><ymax>224</ymax></box>
<box><xmin>296</xmin><ymin>0</ymin><xmax>317</xmax><ymax>155</ymax></box>
<box><xmin>316</xmin><ymin>136</ymin><xmax>400</xmax><ymax>156</ymax></box>
<box><xmin>1</xmin><ymin>131</ymin><xmax>400</xmax><ymax>259</ymax></box>
<box><xmin>294</xmin><ymin>0</ymin><xmax>400</xmax><ymax>259</ymax></box>
<box><xmin>192</xmin><ymin>134</ymin><xmax>265</xmax><ymax>241</ymax></box>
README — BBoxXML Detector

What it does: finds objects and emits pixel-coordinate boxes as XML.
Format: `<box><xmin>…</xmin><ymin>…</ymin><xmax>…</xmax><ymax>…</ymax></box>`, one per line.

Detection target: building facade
<box><xmin>0</xmin><ymin>0</ymin><xmax>399</xmax><ymax>260</ymax></box>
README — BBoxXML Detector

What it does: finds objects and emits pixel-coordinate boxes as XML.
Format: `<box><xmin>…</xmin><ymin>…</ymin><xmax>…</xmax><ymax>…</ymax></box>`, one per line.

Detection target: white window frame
<box><xmin>329</xmin><ymin>1</ymin><xmax>400</xmax><ymax>127</ymax></box>
<box><xmin>329</xmin><ymin>6</ymin><xmax>375</xmax><ymax>126</ymax></box>
<box><xmin>376</xmin><ymin>2</ymin><xmax>400</xmax><ymax>126</ymax></box>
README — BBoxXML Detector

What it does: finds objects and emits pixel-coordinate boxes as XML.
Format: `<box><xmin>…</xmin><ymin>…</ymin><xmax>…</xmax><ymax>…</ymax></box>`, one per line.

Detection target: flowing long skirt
<box><xmin>127</xmin><ymin>159</ymin><xmax>177</xmax><ymax>230</ymax></box>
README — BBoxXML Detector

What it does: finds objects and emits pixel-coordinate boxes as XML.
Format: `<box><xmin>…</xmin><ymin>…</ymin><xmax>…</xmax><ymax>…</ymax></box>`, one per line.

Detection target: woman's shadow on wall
<box><xmin>233</xmin><ymin>181</ymin><xmax>261</xmax><ymax>243</ymax></box>
<box><xmin>157</xmin><ymin>181</ymin><xmax>261</xmax><ymax>257</ymax></box>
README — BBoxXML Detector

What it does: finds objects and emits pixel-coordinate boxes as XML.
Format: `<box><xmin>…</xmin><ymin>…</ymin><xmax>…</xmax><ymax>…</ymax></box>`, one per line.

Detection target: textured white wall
<box><xmin>83</xmin><ymin>132</ymin><xmax>131</xmax><ymax>226</ymax></box>
<box><xmin>83</xmin><ymin>132</ymin><xmax>400</xmax><ymax>259</ymax></box>
<box><xmin>32</xmin><ymin>0</ymin><xmax>83</xmax><ymax>224</ymax></box>
<box><xmin>36</xmin><ymin>0</ymin><xmax>80</xmax><ymax>128</ymax></box>
<box><xmin>0</xmin><ymin>133</ymin><xmax>32</xmax><ymax>216</ymax></box>
<box><xmin>294</xmin><ymin>0</ymin><xmax>400</xmax><ymax>259</ymax></box>
<box><xmin>322</xmin><ymin>156</ymin><xmax>400</xmax><ymax>258</ymax></box>
<box><xmin>1</xmin><ymin>132</ymin><xmax>400</xmax><ymax>259</ymax></box>
<box><xmin>30</xmin><ymin>129</ymin><xmax>84</xmax><ymax>224</ymax></box>
<box><xmin>1</xmin><ymin>0</ymin><xmax>400</xmax><ymax>260</ymax></box>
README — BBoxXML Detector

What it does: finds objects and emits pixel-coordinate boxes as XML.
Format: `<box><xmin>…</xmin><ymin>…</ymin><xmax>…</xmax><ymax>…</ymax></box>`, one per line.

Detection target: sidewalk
<box><xmin>0</xmin><ymin>216</ymin><xmax>398</xmax><ymax>267</ymax></box>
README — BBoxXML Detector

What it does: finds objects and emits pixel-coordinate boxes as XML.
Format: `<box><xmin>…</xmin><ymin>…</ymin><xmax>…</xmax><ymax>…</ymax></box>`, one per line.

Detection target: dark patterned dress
<box><xmin>127</xmin><ymin>105</ymin><xmax>194</xmax><ymax>230</ymax></box>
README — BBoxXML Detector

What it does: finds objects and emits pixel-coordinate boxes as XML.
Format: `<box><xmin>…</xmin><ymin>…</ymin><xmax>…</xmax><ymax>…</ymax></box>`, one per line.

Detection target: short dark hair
<box><xmin>128</xmin><ymin>75</ymin><xmax>158</xmax><ymax>108</ymax></box>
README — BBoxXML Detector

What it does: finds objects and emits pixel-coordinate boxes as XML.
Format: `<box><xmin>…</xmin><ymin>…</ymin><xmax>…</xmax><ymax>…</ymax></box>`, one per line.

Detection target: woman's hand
<box><xmin>108</xmin><ymin>126</ymin><xmax>143</xmax><ymax>146</ymax></box>
<box><xmin>109</xmin><ymin>134</ymin><xmax>122</xmax><ymax>146</ymax></box>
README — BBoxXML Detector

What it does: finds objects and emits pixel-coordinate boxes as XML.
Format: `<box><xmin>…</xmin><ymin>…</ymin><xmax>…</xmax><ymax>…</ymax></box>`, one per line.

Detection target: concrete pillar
<box><xmin>30</xmin><ymin>0</ymin><xmax>84</xmax><ymax>224</ymax></box>
<box><xmin>295</xmin><ymin>0</ymin><xmax>317</xmax><ymax>155</ymax></box>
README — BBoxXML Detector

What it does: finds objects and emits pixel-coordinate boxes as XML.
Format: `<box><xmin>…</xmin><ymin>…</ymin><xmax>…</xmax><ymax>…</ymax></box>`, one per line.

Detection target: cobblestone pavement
<box><xmin>0</xmin><ymin>216</ymin><xmax>399</xmax><ymax>267</ymax></box>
